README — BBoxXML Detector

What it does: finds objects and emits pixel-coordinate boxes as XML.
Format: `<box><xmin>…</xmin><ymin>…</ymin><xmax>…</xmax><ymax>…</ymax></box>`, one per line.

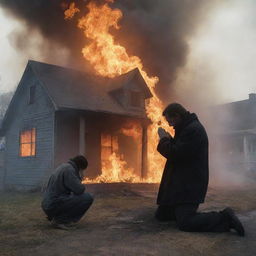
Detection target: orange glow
<box><xmin>65</xmin><ymin>1</ymin><xmax>174</xmax><ymax>183</ymax></box>
<box><xmin>120</xmin><ymin>122</ymin><xmax>142</xmax><ymax>140</ymax></box>
<box><xmin>20</xmin><ymin>128</ymin><xmax>36</xmax><ymax>157</ymax></box>
<box><xmin>84</xmin><ymin>152</ymin><xmax>142</xmax><ymax>183</ymax></box>
<box><xmin>64</xmin><ymin>2</ymin><xmax>80</xmax><ymax>20</ymax></box>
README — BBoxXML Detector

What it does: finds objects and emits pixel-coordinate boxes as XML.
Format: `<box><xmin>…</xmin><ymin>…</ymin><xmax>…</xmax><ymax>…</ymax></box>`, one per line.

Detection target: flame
<box><xmin>64</xmin><ymin>2</ymin><xmax>80</xmax><ymax>20</ymax></box>
<box><xmin>84</xmin><ymin>152</ymin><xmax>142</xmax><ymax>183</ymax></box>
<box><xmin>65</xmin><ymin>1</ymin><xmax>174</xmax><ymax>183</ymax></box>
<box><xmin>120</xmin><ymin>122</ymin><xmax>142</xmax><ymax>140</ymax></box>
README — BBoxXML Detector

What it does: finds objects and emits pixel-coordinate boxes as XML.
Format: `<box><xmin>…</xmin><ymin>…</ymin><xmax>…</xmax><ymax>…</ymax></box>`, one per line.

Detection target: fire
<box><xmin>84</xmin><ymin>152</ymin><xmax>142</xmax><ymax>183</ymax></box>
<box><xmin>65</xmin><ymin>1</ymin><xmax>174</xmax><ymax>183</ymax></box>
<box><xmin>64</xmin><ymin>2</ymin><xmax>80</xmax><ymax>20</ymax></box>
<box><xmin>120</xmin><ymin>122</ymin><xmax>142</xmax><ymax>140</ymax></box>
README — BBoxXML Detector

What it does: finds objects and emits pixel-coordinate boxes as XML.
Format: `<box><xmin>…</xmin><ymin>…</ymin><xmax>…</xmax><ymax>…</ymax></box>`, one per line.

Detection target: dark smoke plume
<box><xmin>0</xmin><ymin>0</ymin><xmax>220</xmax><ymax>102</ymax></box>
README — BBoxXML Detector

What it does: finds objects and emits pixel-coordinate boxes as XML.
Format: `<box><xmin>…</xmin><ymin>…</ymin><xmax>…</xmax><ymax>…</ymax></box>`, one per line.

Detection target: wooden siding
<box><xmin>3</xmin><ymin>66</ymin><xmax>55</xmax><ymax>189</ymax></box>
<box><xmin>0</xmin><ymin>152</ymin><xmax>5</xmax><ymax>189</ymax></box>
<box><xmin>54</xmin><ymin>111</ymin><xmax>80</xmax><ymax>167</ymax></box>
<box><xmin>54</xmin><ymin>111</ymin><xmax>102</xmax><ymax>178</ymax></box>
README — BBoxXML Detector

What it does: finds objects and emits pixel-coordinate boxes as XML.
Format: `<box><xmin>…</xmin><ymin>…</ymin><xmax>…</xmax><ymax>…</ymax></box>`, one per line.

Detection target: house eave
<box><xmin>56</xmin><ymin>106</ymin><xmax>150</xmax><ymax>121</ymax></box>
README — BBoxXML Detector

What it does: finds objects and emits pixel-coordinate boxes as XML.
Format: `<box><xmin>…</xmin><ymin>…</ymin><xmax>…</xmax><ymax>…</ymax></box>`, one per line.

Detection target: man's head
<box><xmin>163</xmin><ymin>103</ymin><xmax>188</xmax><ymax>128</ymax></box>
<box><xmin>70</xmin><ymin>155</ymin><xmax>88</xmax><ymax>170</ymax></box>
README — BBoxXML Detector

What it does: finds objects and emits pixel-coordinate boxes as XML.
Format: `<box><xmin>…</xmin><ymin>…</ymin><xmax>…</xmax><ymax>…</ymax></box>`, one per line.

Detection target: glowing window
<box><xmin>20</xmin><ymin>128</ymin><xmax>36</xmax><ymax>157</ymax></box>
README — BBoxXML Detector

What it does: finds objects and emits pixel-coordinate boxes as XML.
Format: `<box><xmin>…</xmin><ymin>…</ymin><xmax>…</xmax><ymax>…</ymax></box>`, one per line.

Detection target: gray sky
<box><xmin>0</xmin><ymin>0</ymin><xmax>256</xmax><ymax>104</ymax></box>
<box><xmin>175</xmin><ymin>0</ymin><xmax>256</xmax><ymax>105</ymax></box>
<box><xmin>0</xmin><ymin>8</ymin><xmax>70</xmax><ymax>94</ymax></box>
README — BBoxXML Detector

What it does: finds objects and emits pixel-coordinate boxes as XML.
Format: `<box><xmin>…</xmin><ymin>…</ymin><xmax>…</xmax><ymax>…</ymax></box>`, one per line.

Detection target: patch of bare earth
<box><xmin>0</xmin><ymin>185</ymin><xmax>256</xmax><ymax>256</ymax></box>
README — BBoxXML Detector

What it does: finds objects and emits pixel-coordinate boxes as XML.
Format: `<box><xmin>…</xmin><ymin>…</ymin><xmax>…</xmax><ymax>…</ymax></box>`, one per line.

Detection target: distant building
<box><xmin>0</xmin><ymin>60</ymin><xmax>152</xmax><ymax>190</ymax></box>
<box><xmin>211</xmin><ymin>93</ymin><xmax>256</xmax><ymax>175</ymax></box>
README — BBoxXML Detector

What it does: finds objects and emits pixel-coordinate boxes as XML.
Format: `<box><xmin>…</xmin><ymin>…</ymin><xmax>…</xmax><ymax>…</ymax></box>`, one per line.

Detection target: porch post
<box><xmin>141</xmin><ymin>123</ymin><xmax>148</xmax><ymax>179</ymax></box>
<box><xmin>79</xmin><ymin>116</ymin><xmax>86</xmax><ymax>156</ymax></box>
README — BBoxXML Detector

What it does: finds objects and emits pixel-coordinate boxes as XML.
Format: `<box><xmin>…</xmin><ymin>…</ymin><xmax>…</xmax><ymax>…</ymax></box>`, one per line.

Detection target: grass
<box><xmin>0</xmin><ymin>192</ymin><xmax>64</xmax><ymax>256</ymax></box>
<box><xmin>0</xmin><ymin>191</ymin><xmax>154</xmax><ymax>256</ymax></box>
<box><xmin>0</xmin><ymin>186</ymin><xmax>256</xmax><ymax>256</ymax></box>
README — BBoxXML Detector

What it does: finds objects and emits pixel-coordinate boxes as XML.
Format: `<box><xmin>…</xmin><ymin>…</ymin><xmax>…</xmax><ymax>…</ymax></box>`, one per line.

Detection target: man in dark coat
<box><xmin>156</xmin><ymin>103</ymin><xmax>245</xmax><ymax>236</ymax></box>
<box><xmin>41</xmin><ymin>155</ymin><xmax>93</xmax><ymax>230</ymax></box>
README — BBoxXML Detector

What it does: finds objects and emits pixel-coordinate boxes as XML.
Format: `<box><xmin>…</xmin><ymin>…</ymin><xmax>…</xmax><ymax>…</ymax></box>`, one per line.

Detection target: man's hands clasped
<box><xmin>158</xmin><ymin>127</ymin><xmax>171</xmax><ymax>140</ymax></box>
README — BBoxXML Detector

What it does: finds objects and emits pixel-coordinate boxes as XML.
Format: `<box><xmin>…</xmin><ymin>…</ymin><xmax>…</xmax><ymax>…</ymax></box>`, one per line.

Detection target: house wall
<box><xmin>84</xmin><ymin>114</ymin><xmax>101</xmax><ymax>178</ymax></box>
<box><xmin>0</xmin><ymin>151</ymin><xmax>5</xmax><ymax>189</ymax></box>
<box><xmin>210</xmin><ymin>134</ymin><xmax>256</xmax><ymax>177</ymax></box>
<box><xmin>54</xmin><ymin>111</ymin><xmax>101</xmax><ymax>178</ymax></box>
<box><xmin>3</xmin><ymin>66</ymin><xmax>55</xmax><ymax>190</ymax></box>
<box><xmin>54</xmin><ymin>112</ymin><xmax>144</xmax><ymax>180</ymax></box>
<box><xmin>54</xmin><ymin>111</ymin><xmax>80</xmax><ymax>167</ymax></box>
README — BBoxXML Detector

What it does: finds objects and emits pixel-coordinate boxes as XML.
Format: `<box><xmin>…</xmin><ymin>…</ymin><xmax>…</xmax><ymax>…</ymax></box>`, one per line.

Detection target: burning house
<box><xmin>0</xmin><ymin>60</ymin><xmax>153</xmax><ymax>190</ymax></box>
<box><xmin>211</xmin><ymin>93</ymin><xmax>256</xmax><ymax>176</ymax></box>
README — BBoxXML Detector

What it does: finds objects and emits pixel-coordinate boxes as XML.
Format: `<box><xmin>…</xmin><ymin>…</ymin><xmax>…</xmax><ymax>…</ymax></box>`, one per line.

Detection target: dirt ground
<box><xmin>0</xmin><ymin>184</ymin><xmax>256</xmax><ymax>256</ymax></box>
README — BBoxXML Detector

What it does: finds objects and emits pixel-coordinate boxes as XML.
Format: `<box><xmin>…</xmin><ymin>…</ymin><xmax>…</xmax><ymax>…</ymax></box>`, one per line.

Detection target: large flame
<box><xmin>65</xmin><ymin>1</ymin><xmax>173</xmax><ymax>183</ymax></box>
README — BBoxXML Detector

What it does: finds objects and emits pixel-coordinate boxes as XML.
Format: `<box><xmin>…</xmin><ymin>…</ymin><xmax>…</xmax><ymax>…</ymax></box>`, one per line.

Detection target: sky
<box><xmin>0</xmin><ymin>0</ymin><xmax>256</xmax><ymax>105</ymax></box>
<box><xmin>174</xmin><ymin>0</ymin><xmax>256</xmax><ymax>105</ymax></box>
<box><xmin>0</xmin><ymin>7</ymin><xmax>70</xmax><ymax>94</ymax></box>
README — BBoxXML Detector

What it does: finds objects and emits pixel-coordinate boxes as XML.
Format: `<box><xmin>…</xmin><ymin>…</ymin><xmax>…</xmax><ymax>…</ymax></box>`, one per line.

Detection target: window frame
<box><xmin>19</xmin><ymin>127</ymin><xmax>37</xmax><ymax>158</ymax></box>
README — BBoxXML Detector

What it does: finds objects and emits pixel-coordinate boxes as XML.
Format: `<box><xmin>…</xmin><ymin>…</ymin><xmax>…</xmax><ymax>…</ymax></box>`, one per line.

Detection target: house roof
<box><xmin>212</xmin><ymin>95</ymin><xmax>256</xmax><ymax>131</ymax></box>
<box><xmin>29</xmin><ymin>60</ymin><xmax>152</xmax><ymax>117</ymax></box>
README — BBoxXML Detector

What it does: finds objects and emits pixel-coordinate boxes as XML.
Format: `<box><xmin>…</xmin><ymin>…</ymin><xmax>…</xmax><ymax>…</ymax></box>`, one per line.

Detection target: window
<box><xmin>101</xmin><ymin>133</ymin><xmax>118</xmax><ymax>169</ymax></box>
<box><xmin>20</xmin><ymin>128</ymin><xmax>36</xmax><ymax>157</ymax></box>
<box><xmin>28</xmin><ymin>86</ymin><xmax>36</xmax><ymax>104</ymax></box>
<box><xmin>130</xmin><ymin>91</ymin><xmax>142</xmax><ymax>108</ymax></box>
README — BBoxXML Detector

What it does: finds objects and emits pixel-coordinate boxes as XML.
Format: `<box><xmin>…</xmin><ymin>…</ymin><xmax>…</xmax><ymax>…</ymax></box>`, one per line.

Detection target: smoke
<box><xmin>0</xmin><ymin>0</ymin><xmax>221</xmax><ymax>99</ymax></box>
<box><xmin>162</xmin><ymin>0</ymin><xmax>256</xmax><ymax>188</ymax></box>
<box><xmin>174</xmin><ymin>0</ymin><xmax>256</xmax><ymax>106</ymax></box>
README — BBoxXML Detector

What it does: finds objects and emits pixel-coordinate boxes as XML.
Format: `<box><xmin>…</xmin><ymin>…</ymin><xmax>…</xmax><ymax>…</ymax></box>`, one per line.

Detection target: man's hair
<box><xmin>70</xmin><ymin>155</ymin><xmax>88</xmax><ymax>170</ymax></box>
<box><xmin>163</xmin><ymin>103</ymin><xmax>187</xmax><ymax>117</ymax></box>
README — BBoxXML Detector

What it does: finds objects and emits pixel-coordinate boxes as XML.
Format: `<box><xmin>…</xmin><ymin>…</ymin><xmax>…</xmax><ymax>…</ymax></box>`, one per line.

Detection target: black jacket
<box><xmin>157</xmin><ymin>112</ymin><xmax>209</xmax><ymax>206</ymax></box>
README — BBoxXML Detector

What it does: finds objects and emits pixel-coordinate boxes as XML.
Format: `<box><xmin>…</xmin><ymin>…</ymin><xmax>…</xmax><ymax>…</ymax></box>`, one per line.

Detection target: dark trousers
<box><xmin>44</xmin><ymin>193</ymin><xmax>94</xmax><ymax>224</ymax></box>
<box><xmin>155</xmin><ymin>204</ymin><xmax>230</xmax><ymax>232</ymax></box>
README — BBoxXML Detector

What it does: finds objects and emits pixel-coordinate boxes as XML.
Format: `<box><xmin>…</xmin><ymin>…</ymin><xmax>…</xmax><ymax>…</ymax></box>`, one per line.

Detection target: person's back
<box><xmin>41</xmin><ymin>156</ymin><xmax>93</xmax><ymax>230</ymax></box>
<box><xmin>42</xmin><ymin>162</ymin><xmax>85</xmax><ymax>210</ymax></box>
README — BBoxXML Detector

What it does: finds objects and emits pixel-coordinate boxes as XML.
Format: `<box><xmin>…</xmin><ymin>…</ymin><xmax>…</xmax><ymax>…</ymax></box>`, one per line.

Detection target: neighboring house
<box><xmin>0</xmin><ymin>60</ymin><xmax>152</xmax><ymax>190</ymax></box>
<box><xmin>211</xmin><ymin>93</ymin><xmax>256</xmax><ymax>174</ymax></box>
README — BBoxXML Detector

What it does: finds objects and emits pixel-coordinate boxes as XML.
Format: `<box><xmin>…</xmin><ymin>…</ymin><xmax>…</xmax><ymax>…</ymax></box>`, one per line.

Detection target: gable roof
<box><xmin>0</xmin><ymin>61</ymin><xmax>153</xmax><ymax>135</ymax></box>
<box><xmin>29</xmin><ymin>60</ymin><xmax>152</xmax><ymax>117</ymax></box>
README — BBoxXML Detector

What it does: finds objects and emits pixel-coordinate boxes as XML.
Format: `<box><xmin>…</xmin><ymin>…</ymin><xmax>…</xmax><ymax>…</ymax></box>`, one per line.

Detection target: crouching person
<box><xmin>41</xmin><ymin>155</ymin><xmax>93</xmax><ymax>230</ymax></box>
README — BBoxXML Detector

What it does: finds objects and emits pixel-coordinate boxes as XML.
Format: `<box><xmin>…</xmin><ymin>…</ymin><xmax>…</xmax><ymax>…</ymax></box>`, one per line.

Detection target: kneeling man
<box><xmin>41</xmin><ymin>155</ymin><xmax>93</xmax><ymax>229</ymax></box>
<box><xmin>156</xmin><ymin>103</ymin><xmax>245</xmax><ymax>236</ymax></box>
